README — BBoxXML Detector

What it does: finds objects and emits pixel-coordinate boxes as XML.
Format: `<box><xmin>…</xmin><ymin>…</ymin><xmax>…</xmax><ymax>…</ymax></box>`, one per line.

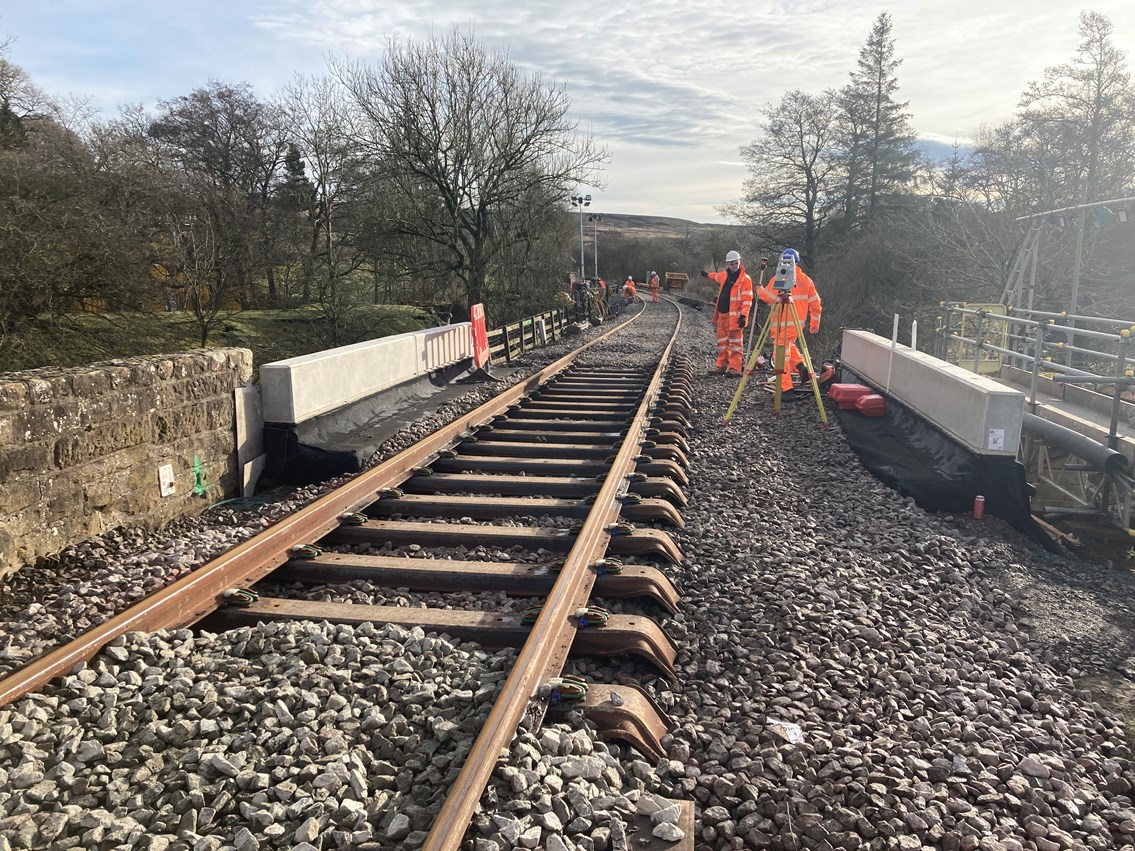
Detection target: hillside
<box><xmin>595</xmin><ymin>212</ymin><xmax>732</xmax><ymax>241</ymax></box>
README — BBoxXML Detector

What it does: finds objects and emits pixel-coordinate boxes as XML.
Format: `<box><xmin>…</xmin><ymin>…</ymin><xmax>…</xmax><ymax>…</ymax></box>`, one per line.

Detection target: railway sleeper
<box><xmin>429</xmin><ymin>456</ymin><xmax>689</xmax><ymax>488</ymax></box>
<box><xmin>398</xmin><ymin>472</ymin><xmax>688</xmax><ymax>507</ymax></box>
<box><xmin>534</xmin><ymin>391</ymin><xmax>643</xmax><ymax>402</ymax></box>
<box><xmin>364</xmin><ymin>493</ymin><xmax>685</xmax><ymax>528</ymax></box>
<box><xmin>491</xmin><ymin>416</ymin><xmax>635</xmax><ymax>431</ymax></box>
<box><xmin>275</xmin><ymin>552</ymin><xmax>680</xmax><ymax>614</ymax></box>
<box><xmin>204</xmin><ymin>599</ymin><xmax>678</xmax><ymax>680</ymax></box>
<box><xmin>519</xmin><ymin>402</ymin><xmax>639</xmax><ymax>414</ymax></box>
<box><xmin>470</xmin><ymin>428</ymin><xmax>690</xmax><ymax>455</ymax></box>
<box><xmin>455</xmin><ymin>441</ymin><xmax>689</xmax><ymax>469</ymax></box>
<box><xmin>326</xmin><ymin>520</ymin><xmax>684</xmax><ymax>565</ymax></box>
<box><xmin>500</xmin><ymin>408</ymin><xmax>632</xmax><ymax>421</ymax></box>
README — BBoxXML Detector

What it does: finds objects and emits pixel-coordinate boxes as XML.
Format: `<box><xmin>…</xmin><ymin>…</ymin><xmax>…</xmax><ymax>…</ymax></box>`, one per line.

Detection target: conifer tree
<box><xmin>836</xmin><ymin>12</ymin><xmax>918</xmax><ymax>227</ymax></box>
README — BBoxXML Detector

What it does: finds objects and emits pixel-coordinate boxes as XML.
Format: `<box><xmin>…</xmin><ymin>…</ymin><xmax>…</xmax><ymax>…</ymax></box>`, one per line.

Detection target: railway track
<box><xmin>0</xmin><ymin>301</ymin><xmax>697</xmax><ymax>849</ymax></box>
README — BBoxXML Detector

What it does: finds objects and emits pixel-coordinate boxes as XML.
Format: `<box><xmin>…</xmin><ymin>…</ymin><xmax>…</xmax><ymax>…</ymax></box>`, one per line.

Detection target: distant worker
<box><xmin>571</xmin><ymin>276</ymin><xmax>587</xmax><ymax>313</ymax></box>
<box><xmin>649</xmin><ymin>271</ymin><xmax>660</xmax><ymax>303</ymax></box>
<box><xmin>757</xmin><ymin>248</ymin><xmax>822</xmax><ymax>392</ymax></box>
<box><xmin>700</xmin><ymin>250</ymin><xmax>753</xmax><ymax>376</ymax></box>
<box><xmin>590</xmin><ymin>279</ymin><xmax>610</xmax><ymax>320</ymax></box>
<box><xmin>622</xmin><ymin>277</ymin><xmax>637</xmax><ymax>302</ymax></box>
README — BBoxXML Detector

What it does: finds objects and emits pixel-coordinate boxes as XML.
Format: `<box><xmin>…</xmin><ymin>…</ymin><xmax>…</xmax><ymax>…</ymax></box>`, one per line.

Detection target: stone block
<box><xmin>44</xmin><ymin>374</ymin><xmax>72</xmax><ymax>398</ymax></box>
<box><xmin>25</xmin><ymin>378</ymin><xmax>54</xmax><ymax>404</ymax></box>
<box><xmin>54</xmin><ymin>419</ymin><xmax>149</xmax><ymax>469</ymax></box>
<box><xmin>77</xmin><ymin>397</ymin><xmax>114</xmax><ymax>428</ymax></box>
<box><xmin>0</xmin><ymin>442</ymin><xmax>53</xmax><ymax>480</ymax></box>
<box><xmin>16</xmin><ymin>403</ymin><xmax>82</xmax><ymax>438</ymax></box>
<box><xmin>0</xmin><ymin>476</ymin><xmax>40</xmax><ymax>514</ymax></box>
<box><xmin>43</xmin><ymin>478</ymin><xmax>84</xmax><ymax>518</ymax></box>
<box><xmin>0</xmin><ymin>380</ymin><xmax>29</xmax><ymax>411</ymax></box>
<box><xmin>204</xmin><ymin>396</ymin><xmax>234</xmax><ymax>431</ymax></box>
<box><xmin>117</xmin><ymin>388</ymin><xmax>159</xmax><ymax>421</ymax></box>
<box><xmin>166</xmin><ymin>403</ymin><xmax>209</xmax><ymax>441</ymax></box>
<box><xmin>177</xmin><ymin>374</ymin><xmax>234</xmax><ymax>403</ymax></box>
<box><xmin>82</xmin><ymin>475</ymin><xmax>119</xmax><ymax>512</ymax></box>
<box><xmin>104</xmin><ymin>365</ymin><xmax>134</xmax><ymax>390</ymax></box>
<box><xmin>128</xmin><ymin>362</ymin><xmax>160</xmax><ymax>386</ymax></box>
<box><xmin>70</xmin><ymin>369</ymin><xmax>111</xmax><ymax>398</ymax></box>
<box><xmin>228</xmin><ymin>349</ymin><xmax>254</xmax><ymax>382</ymax></box>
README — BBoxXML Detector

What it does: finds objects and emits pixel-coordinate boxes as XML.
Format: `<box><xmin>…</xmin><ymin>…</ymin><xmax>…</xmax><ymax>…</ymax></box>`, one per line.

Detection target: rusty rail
<box><xmin>422</xmin><ymin>310</ymin><xmax>684</xmax><ymax>850</ymax></box>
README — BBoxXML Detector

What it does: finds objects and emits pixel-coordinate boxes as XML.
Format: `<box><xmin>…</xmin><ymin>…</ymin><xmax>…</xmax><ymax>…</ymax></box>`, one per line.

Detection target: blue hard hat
<box><xmin>781</xmin><ymin>248</ymin><xmax>800</xmax><ymax>263</ymax></box>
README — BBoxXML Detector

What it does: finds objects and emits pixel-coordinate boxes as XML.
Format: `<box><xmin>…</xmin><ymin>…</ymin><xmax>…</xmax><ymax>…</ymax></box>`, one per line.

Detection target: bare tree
<box><xmin>148</xmin><ymin>81</ymin><xmax>289</xmax><ymax>308</ymax></box>
<box><xmin>723</xmin><ymin>89</ymin><xmax>839</xmax><ymax>268</ymax></box>
<box><xmin>0</xmin><ymin>43</ymin><xmax>57</xmax><ymax>147</ymax></box>
<box><xmin>278</xmin><ymin>73</ymin><xmax>369</xmax><ymax>307</ymax></box>
<box><xmin>333</xmin><ymin>30</ymin><xmax>606</xmax><ymax>309</ymax></box>
<box><xmin>1017</xmin><ymin>11</ymin><xmax>1135</xmax><ymax>204</ymax></box>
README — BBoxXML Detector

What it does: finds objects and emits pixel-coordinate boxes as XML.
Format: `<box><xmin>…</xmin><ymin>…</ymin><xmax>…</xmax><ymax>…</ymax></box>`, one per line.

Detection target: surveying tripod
<box><xmin>723</xmin><ymin>290</ymin><xmax>828</xmax><ymax>427</ymax></box>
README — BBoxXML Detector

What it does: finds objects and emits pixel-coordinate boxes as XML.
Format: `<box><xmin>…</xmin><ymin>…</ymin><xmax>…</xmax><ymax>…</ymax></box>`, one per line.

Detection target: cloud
<box><xmin>6</xmin><ymin>0</ymin><xmax>1135</xmax><ymax>222</ymax></box>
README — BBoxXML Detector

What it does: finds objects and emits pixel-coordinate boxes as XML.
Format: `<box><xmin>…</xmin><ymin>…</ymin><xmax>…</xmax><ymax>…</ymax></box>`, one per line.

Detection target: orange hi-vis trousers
<box><xmin>770</xmin><ymin>300</ymin><xmax>806</xmax><ymax>390</ymax></box>
<box><xmin>715</xmin><ymin>312</ymin><xmax>744</xmax><ymax>373</ymax></box>
<box><xmin>773</xmin><ymin>336</ymin><xmax>805</xmax><ymax>390</ymax></box>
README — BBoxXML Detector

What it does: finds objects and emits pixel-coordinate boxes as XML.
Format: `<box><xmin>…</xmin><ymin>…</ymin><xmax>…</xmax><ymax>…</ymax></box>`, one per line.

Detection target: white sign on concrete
<box><xmin>841</xmin><ymin>330</ymin><xmax>1024</xmax><ymax>457</ymax></box>
<box><xmin>260</xmin><ymin>323</ymin><xmax>474</xmax><ymax>425</ymax></box>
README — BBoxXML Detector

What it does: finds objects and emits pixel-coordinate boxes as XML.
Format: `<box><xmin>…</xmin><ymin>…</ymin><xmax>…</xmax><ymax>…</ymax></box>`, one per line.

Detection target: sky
<box><xmin>3</xmin><ymin>1</ymin><xmax>1134</xmax><ymax>223</ymax></box>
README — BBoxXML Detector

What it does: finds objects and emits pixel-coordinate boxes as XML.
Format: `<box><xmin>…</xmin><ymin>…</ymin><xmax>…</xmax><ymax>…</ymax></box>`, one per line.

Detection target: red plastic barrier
<box><xmin>828</xmin><ymin>383</ymin><xmax>873</xmax><ymax>410</ymax></box>
<box><xmin>855</xmin><ymin>393</ymin><xmax>887</xmax><ymax>417</ymax></box>
<box><xmin>470</xmin><ymin>303</ymin><xmax>489</xmax><ymax>368</ymax></box>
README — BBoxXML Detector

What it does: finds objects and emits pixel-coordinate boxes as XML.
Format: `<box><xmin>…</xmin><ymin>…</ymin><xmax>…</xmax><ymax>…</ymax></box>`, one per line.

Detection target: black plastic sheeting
<box><xmin>833</xmin><ymin>372</ymin><xmax>1057</xmax><ymax>551</ymax></box>
<box><xmin>263</xmin><ymin>424</ymin><xmax>360</xmax><ymax>487</ymax></box>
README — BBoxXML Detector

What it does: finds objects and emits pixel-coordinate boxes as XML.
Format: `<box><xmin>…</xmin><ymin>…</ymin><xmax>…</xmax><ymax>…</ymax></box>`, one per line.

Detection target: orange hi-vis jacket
<box><xmin>623</xmin><ymin>281</ymin><xmax>637</xmax><ymax>298</ymax></box>
<box><xmin>709</xmin><ymin>266</ymin><xmax>753</xmax><ymax>324</ymax></box>
<box><xmin>757</xmin><ymin>267</ymin><xmax>822</xmax><ymax>333</ymax></box>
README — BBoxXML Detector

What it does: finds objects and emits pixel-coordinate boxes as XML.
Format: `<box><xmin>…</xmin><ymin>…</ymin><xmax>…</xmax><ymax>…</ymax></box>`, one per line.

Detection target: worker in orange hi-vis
<box><xmin>700</xmin><ymin>250</ymin><xmax>753</xmax><ymax>376</ymax></box>
<box><xmin>621</xmin><ymin>277</ymin><xmax>637</xmax><ymax>301</ymax></box>
<box><xmin>756</xmin><ymin>248</ymin><xmax>822</xmax><ymax>391</ymax></box>
<box><xmin>649</xmin><ymin>271</ymin><xmax>660</xmax><ymax>303</ymax></box>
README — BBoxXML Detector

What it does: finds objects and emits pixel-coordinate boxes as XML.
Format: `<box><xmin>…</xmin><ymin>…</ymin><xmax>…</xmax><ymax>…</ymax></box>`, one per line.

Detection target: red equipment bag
<box><xmin>828</xmin><ymin>383</ymin><xmax>873</xmax><ymax>410</ymax></box>
<box><xmin>855</xmin><ymin>393</ymin><xmax>887</xmax><ymax>417</ymax></box>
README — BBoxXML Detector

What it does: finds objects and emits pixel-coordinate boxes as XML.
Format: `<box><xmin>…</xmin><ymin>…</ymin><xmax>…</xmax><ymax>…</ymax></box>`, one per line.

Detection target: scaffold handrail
<box><xmin>1014</xmin><ymin>195</ymin><xmax>1135</xmax><ymax>222</ymax></box>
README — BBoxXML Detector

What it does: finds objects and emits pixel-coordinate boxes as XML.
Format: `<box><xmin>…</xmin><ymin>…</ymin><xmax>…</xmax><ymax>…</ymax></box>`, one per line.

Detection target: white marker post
<box><xmin>886</xmin><ymin>313</ymin><xmax>899</xmax><ymax>392</ymax></box>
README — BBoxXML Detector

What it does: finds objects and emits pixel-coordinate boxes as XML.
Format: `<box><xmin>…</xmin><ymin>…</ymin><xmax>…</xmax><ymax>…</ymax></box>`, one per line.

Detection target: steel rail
<box><xmin>0</xmin><ymin>311</ymin><xmax>645</xmax><ymax>708</ymax></box>
<box><xmin>423</xmin><ymin>310</ymin><xmax>683</xmax><ymax>851</ymax></box>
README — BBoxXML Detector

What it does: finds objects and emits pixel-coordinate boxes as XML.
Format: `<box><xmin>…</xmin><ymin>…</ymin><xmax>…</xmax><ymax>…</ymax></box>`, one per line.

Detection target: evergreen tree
<box><xmin>836</xmin><ymin>12</ymin><xmax>919</xmax><ymax>227</ymax></box>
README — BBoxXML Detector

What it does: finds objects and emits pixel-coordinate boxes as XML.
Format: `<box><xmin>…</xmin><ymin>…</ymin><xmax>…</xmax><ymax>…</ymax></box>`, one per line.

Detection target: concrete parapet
<box><xmin>842</xmin><ymin>330</ymin><xmax>1024</xmax><ymax>457</ymax></box>
<box><xmin>0</xmin><ymin>349</ymin><xmax>253</xmax><ymax>575</ymax></box>
<box><xmin>260</xmin><ymin>323</ymin><xmax>473</xmax><ymax>425</ymax></box>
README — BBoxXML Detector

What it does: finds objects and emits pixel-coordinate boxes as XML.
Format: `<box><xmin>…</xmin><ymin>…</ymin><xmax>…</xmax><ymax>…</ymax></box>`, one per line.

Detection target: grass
<box><xmin>2</xmin><ymin>305</ymin><xmax>439</xmax><ymax>377</ymax></box>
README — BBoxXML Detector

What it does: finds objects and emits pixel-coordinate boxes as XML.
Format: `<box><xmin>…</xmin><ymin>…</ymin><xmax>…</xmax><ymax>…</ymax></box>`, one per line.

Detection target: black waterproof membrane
<box><xmin>833</xmin><ymin>371</ymin><xmax>1057</xmax><ymax>551</ymax></box>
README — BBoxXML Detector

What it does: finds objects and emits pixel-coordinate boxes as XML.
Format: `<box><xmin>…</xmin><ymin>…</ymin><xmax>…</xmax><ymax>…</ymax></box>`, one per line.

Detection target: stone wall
<box><xmin>0</xmin><ymin>349</ymin><xmax>254</xmax><ymax>575</ymax></box>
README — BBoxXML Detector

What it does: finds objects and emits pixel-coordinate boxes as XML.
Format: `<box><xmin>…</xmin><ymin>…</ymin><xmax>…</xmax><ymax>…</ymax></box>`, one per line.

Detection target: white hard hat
<box><xmin>725</xmin><ymin>250</ymin><xmax>741</xmax><ymax>263</ymax></box>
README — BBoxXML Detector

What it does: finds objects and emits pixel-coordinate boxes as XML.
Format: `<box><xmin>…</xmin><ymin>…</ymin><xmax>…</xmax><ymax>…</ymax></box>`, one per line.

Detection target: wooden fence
<box><xmin>486</xmin><ymin>308</ymin><xmax>572</xmax><ymax>365</ymax></box>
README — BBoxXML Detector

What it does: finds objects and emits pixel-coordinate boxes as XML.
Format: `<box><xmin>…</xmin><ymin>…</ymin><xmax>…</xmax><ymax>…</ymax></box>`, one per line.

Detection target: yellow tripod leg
<box><xmin>723</xmin><ymin>303</ymin><xmax>776</xmax><ymax>425</ymax></box>
<box><xmin>785</xmin><ymin>305</ymin><xmax>829</xmax><ymax>427</ymax></box>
